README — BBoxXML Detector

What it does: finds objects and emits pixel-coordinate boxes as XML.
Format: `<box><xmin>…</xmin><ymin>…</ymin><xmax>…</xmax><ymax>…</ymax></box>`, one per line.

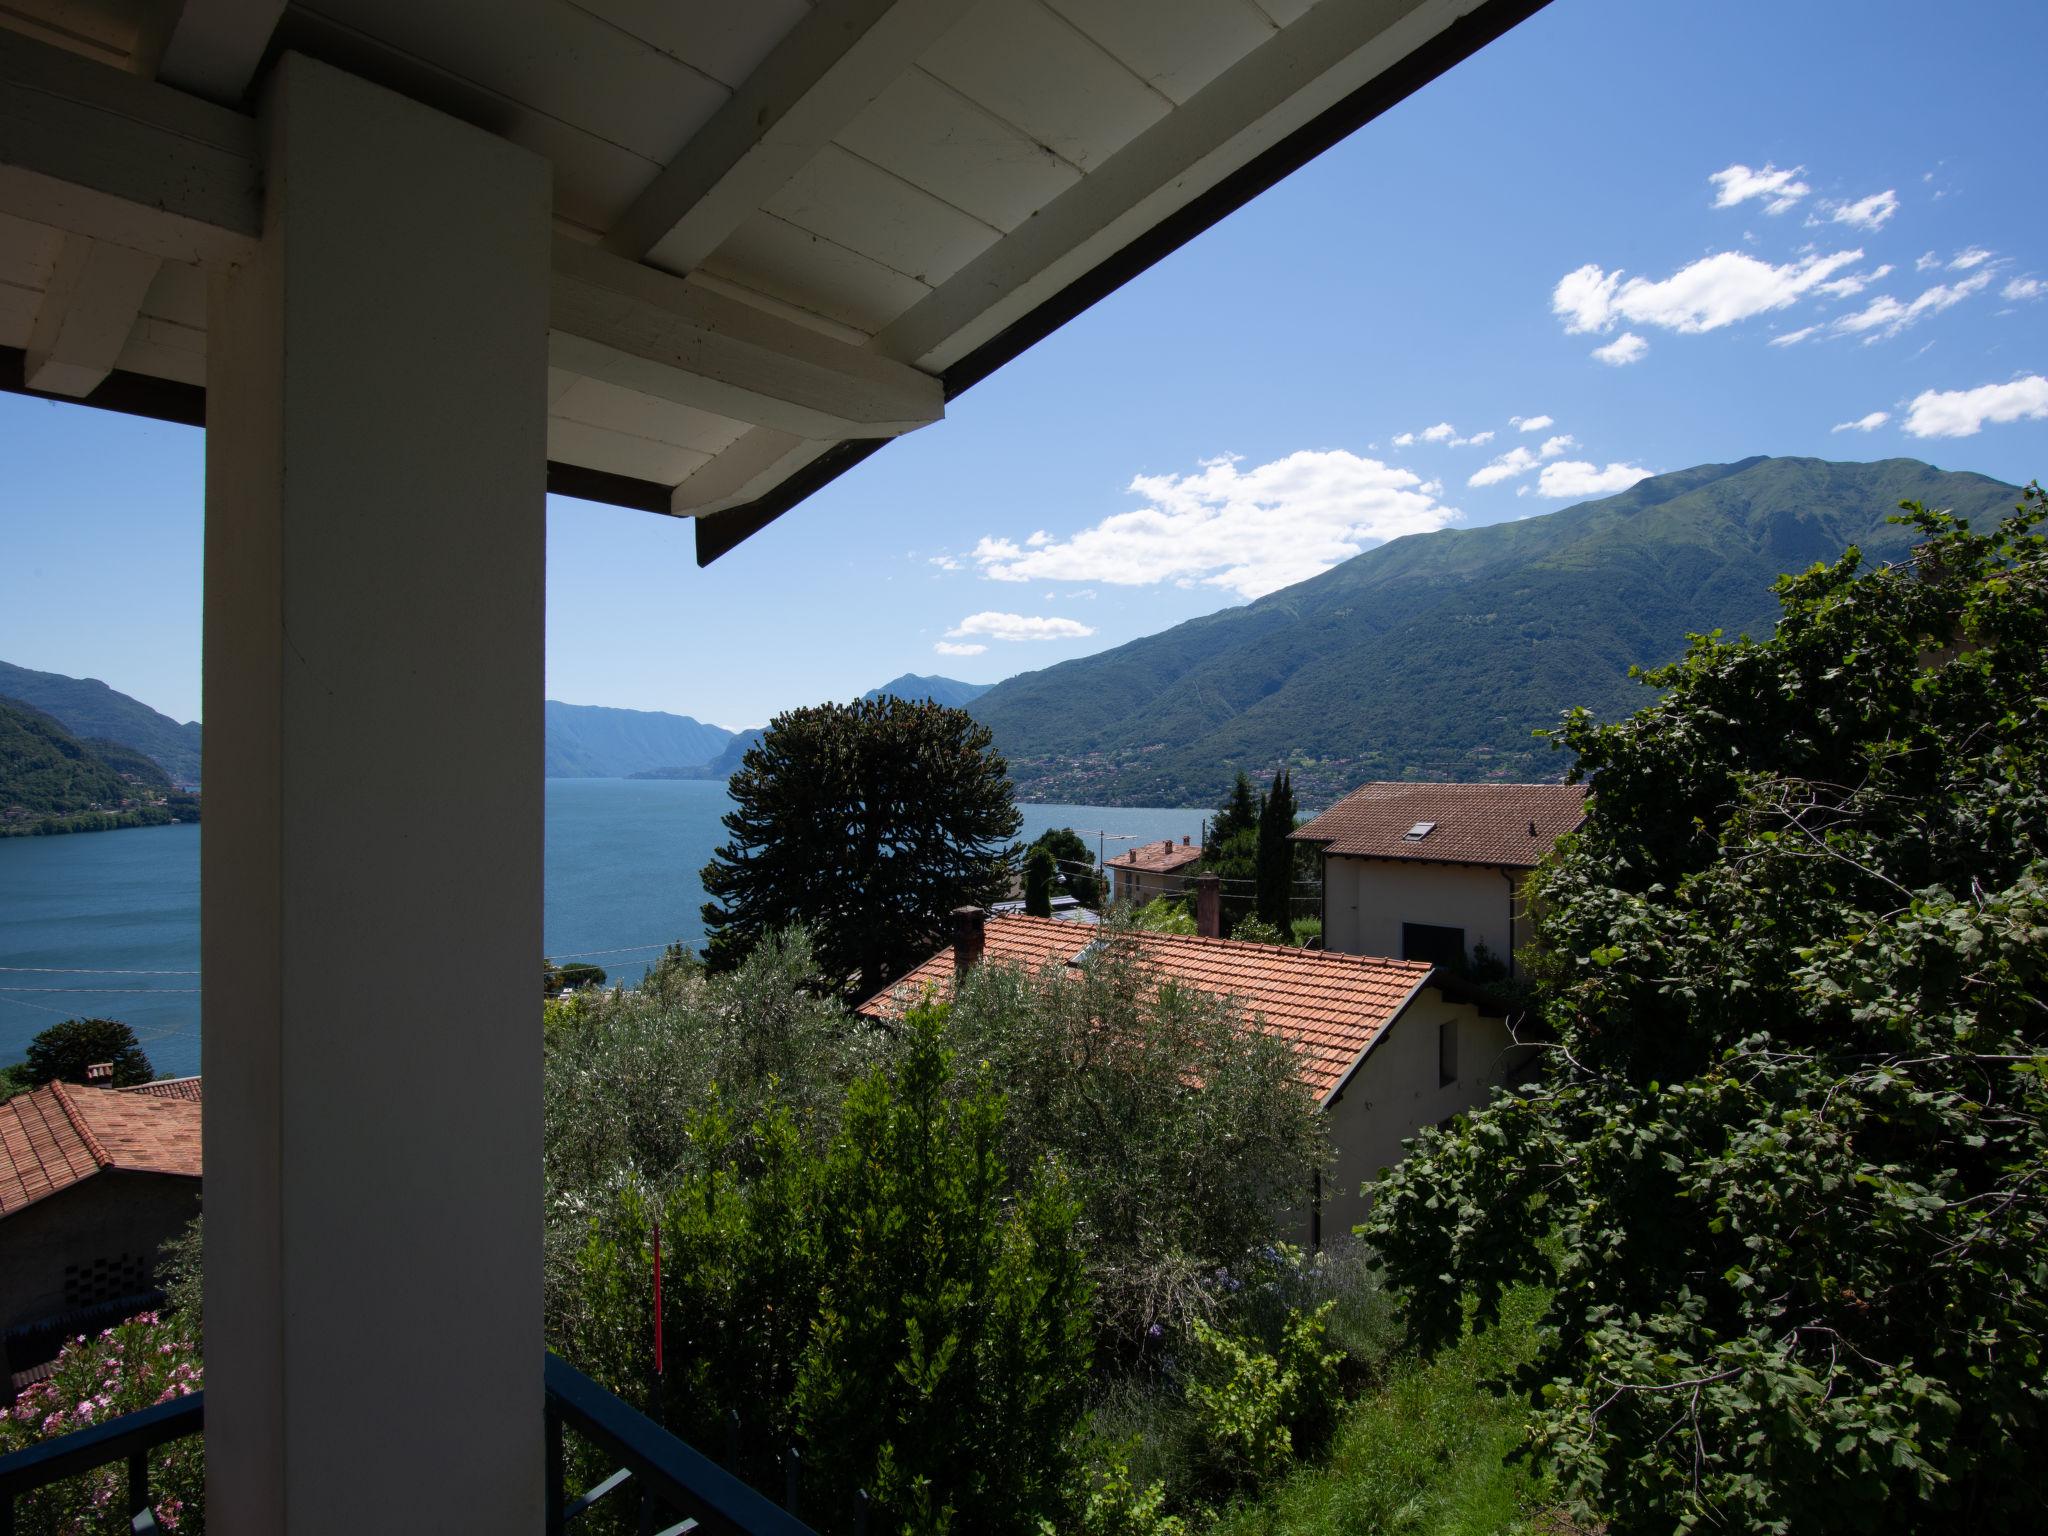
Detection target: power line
<box><xmin>0</xmin><ymin>964</ymin><xmax>198</xmax><ymax>976</ymax></box>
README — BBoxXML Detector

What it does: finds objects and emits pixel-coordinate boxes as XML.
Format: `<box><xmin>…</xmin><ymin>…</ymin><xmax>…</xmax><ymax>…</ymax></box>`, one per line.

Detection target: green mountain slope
<box><xmin>968</xmin><ymin>457</ymin><xmax>2022</xmax><ymax>807</ymax></box>
<box><xmin>543</xmin><ymin>700</ymin><xmax>735</xmax><ymax>778</ymax></box>
<box><xmin>0</xmin><ymin>661</ymin><xmax>202</xmax><ymax>784</ymax></box>
<box><xmin>0</xmin><ymin>696</ymin><xmax>189</xmax><ymax>834</ymax></box>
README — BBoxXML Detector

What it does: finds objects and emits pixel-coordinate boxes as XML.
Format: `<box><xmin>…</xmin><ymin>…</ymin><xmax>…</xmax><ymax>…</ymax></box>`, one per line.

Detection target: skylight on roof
<box><xmin>1403</xmin><ymin>821</ymin><xmax>1437</xmax><ymax>841</ymax></box>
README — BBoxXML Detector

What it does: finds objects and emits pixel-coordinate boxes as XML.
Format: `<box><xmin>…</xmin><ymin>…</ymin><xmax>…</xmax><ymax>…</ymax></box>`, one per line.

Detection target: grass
<box><xmin>1206</xmin><ymin>1285</ymin><xmax>1556</xmax><ymax>1536</ymax></box>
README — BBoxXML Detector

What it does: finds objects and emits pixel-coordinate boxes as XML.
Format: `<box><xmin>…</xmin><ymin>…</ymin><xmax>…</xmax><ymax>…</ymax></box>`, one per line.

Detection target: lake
<box><xmin>0</xmin><ymin>782</ymin><xmax>1203</xmax><ymax>1078</ymax></box>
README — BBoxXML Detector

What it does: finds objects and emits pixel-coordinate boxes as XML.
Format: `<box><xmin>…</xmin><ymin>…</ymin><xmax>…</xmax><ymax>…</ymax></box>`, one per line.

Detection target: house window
<box><xmin>1438</xmin><ymin>1019</ymin><xmax>1458</xmax><ymax>1087</ymax></box>
<box><xmin>1402</xmin><ymin>922</ymin><xmax>1466</xmax><ymax>968</ymax></box>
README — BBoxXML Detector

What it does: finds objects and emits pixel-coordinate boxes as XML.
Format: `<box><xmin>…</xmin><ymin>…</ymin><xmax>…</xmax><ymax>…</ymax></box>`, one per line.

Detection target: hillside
<box><xmin>0</xmin><ymin>661</ymin><xmax>202</xmax><ymax>784</ymax></box>
<box><xmin>968</xmin><ymin>457</ymin><xmax>2022</xmax><ymax>807</ymax></box>
<box><xmin>543</xmin><ymin>701</ymin><xmax>734</xmax><ymax>778</ymax></box>
<box><xmin>0</xmin><ymin>696</ymin><xmax>192</xmax><ymax>834</ymax></box>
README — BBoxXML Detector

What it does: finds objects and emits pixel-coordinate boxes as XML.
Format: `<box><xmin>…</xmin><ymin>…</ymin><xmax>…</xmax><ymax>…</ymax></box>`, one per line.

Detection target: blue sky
<box><xmin>4</xmin><ymin>0</ymin><xmax>2046</xmax><ymax>731</ymax></box>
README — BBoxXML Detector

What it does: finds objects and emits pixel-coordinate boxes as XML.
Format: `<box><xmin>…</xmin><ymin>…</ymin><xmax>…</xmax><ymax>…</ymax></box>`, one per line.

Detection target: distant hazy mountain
<box><xmin>967</xmin><ymin>457</ymin><xmax>2022</xmax><ymax>808</ymax></box>
<box><xmin>624</xmin><ymin>676</ymin><xmax>988</xmax><ymax>781</ymax></box>
<box><xmin>544</xmin><ymin>700</ymin><xmax>734</xmax><ymax>779</ymax></box>
<box><xmin>861</xmin><ymin>674</ymin><xmax>991</xmax><ymax>709</ymax></box>
<box><xmin>0</xmin><ymin>661</ymin><xmax>202</xmax><ymax>784</ymax></box>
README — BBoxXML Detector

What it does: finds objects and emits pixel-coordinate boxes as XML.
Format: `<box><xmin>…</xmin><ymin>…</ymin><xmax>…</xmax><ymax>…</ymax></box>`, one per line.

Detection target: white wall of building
<box><xmin>1310</xmin><ymin>988</ymin><xmax>1534</xmax><ymax>1245</ymax></box>
<box><xmin>1322</xmin><ymin>855</ymin><xmax>1522</xmax><ymax>967</ymax></box>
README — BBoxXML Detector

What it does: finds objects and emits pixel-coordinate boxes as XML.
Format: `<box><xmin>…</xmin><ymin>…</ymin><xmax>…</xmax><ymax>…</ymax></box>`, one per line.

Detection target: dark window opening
<box><xmin>1402</xmin><ymin>921</ymin><xmax>1466</xmax><ymax>969</ymax></box>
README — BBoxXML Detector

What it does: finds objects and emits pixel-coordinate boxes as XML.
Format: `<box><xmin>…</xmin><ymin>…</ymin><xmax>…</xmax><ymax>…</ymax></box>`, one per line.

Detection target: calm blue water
<box><xmin>0</xmin><ymin>784</ymin><xmax>1201</xmax><ymax>1079</ymax></box>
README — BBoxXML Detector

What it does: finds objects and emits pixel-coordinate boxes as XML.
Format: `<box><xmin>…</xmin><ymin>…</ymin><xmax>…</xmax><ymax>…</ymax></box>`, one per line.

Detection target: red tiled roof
<box><xmin>1104</xmin><ymin>839</ymin><xmax>1205</xmax><ymax>874</ymax></box>
<box><xmin>0</xmin><ymin>1082</ymin><xmax>202</xmax><ymax>1217</ymax></box>
<box><xmin>1293</xmin><ymin>781</ymin><xmax>1587</xmax><ymax>869</ymax></box>
<box><xmin>858</xmin><ymin>915</ymin><xmax>1431</xmax><ymax>1103</ymax></box>
<box><xmin>120</xmin><ymin>1077</ymin><xmax>203</xmax><ymax>1103</ymax></box>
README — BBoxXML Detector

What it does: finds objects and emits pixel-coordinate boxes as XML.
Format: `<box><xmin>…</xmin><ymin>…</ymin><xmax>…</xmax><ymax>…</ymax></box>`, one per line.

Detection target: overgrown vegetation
<box><xmin>1369</xmin><ymin>491</ymin><xmax>2048</xmax><ymax>1533</ymax></box>
<box><xmin>17</xmin><ymin>1017</ymin><xmax>153</xmax><ymax>1088</ymax></box>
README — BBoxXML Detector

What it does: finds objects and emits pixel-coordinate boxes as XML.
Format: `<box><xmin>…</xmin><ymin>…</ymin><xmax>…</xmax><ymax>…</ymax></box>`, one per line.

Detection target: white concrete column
<box><xmin>201</xmin><ymin>53</ymin><xmax>549</xmax><ymax>1533</ymax></box>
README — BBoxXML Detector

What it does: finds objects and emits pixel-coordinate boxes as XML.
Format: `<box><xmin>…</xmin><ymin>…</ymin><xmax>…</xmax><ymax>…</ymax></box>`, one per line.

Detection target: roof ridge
<box><xmin>46</xmin><ymin>1080</ymin><xmax>111</xmax><ymax>1170</ymax></box>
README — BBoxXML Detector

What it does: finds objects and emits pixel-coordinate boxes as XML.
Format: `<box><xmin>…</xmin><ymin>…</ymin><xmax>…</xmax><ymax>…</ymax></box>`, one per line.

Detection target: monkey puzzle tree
<box><xmin>701</xmin><ymin>696</ymin><xmax>1020</xmax><ymax>998</ymax></box>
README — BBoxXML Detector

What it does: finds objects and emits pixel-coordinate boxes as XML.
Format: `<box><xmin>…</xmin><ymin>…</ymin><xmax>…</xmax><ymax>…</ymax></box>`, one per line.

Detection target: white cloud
<box><xmin>1769</xmin><ymin>325</ymin><xmax>1821</xmax><ymax>347</ymax></box>
<box><xmin>1511</xmin><ymin>415</ymin><xmax>1555</xmax><ymax>433</ymax></box>
<box><xmin>1949</xmin><ymin>247</ymin><xmax>1994</xmax><ymax>270</ymax></box>
<box><xmin>1825</xmin><ymin>189</ymin><xmax>1899</xmax><ymax>230</ymax></box>
<box><xmin>969</xmin><ymin>449</ymin><xmax>1458</xmax><ymax>600</ymax></box>
<box><xmin>1420</xmin><ymin>422</ymin><xmax>1457</xmax><ymax>442</ymax></box>
<box><xmin>1540</xmin><ymin>434</ymin><xmax>1575</xmax><ymax>457</ymax></box>
<box><xmin>2004</xmin><ymin>277</ymin><xmax>2045</xmax><ymax>301</ymax></box>
<box><xmin>1831</xmin><ymin>411</ymin><xmax>1890</xmax><ymax>432</ymax></box>
<box><xmin>1024</xmin><ymin>530</ymin><xmax>1050</xmax><ymax>547</ymax></box>
<box><xmin>1592</xmin><ymin>332</ymin><xmax>1649</xmax><ymax>365</ymax></box>
<box><xmin>1708</xmin><ymin>162</ymin><xmax>1810</xmax><ymax>214</ymax></box>
<box><xmin>1465</xmin><ymin>430</ymin><xmax>1495</xmax><ymax>446</ymax></box>
<box><xmin>1468</xmin><ymin>447</ymin><xmax>1538</xmax><ymax>487</ymax></box>
<box><xmin>1536</xmin><ymin>461</ymin><xmax>1654</xmax><ymax>498</ymax></box>
<box><xmin>1817</xmin><ymin>263</ymin><xmax>1893</xmax><ymax>299</ymax></box>
<box><xmin>927</xmin><ymin>555</ymin><xmax>960</xmax><ymax>570</ymax></box>
<box><xmin>1391</xmin><ymin>431</ymin><xmax>1415</xmax><ymax>447</ymax></box>
<box><xmin>934</xmin><ymin>641</ymin><xmax>986</xmax><ymax>656</ymax></box>
<box><xmin>1832</xmin><ymin>271</ymin><xmax>1992</xmax><ymax>341</ymax></box>
<box><xmin>1903</xmin><ymin>375</ymin><xmax>2048</xmax><ymax>438</ymax></box>
<box><xmin>1916</xmin><ymin>251</ymin><xmax>1941</xmax><ymax>272</ymax></box>
<box><xmin>1553</xmin><ymin>249</ymin><xmax>1862</xmax><ymax>335</ymax></box>
<box><xmin>946</xmin><ymin>611</ymin><xmax>1096</xmax><ymax>643</ymax></box>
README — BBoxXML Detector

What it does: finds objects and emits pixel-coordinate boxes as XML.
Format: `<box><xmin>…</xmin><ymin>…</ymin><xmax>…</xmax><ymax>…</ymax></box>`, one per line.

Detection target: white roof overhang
<box><xmin>0</xmin><ymin>0</ymin><xmax>1546</xmax><ymax>562</ymax></box>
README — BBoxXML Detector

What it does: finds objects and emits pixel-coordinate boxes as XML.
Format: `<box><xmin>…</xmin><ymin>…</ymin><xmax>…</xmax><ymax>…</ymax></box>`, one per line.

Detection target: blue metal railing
<box><xmin>544</xmin><ymin>1352</ymin><xmax>827</xmax><ymax>1536</ymax></box>
<box><xmin>0</xmin><ymin>1389</ymin><xmax>202</xmax><ymax>1535</ymax></box>
<box><xmin>2</xmin><ymin>1357</ymin><xmax>829</xmax><ymax>1536</ymax></box>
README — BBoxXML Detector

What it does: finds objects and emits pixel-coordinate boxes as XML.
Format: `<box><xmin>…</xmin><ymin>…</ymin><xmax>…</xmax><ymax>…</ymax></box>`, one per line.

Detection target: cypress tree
<box><xmin>1254</xmin><ymin>769</ymin><xmax>1297</xmax><ymax>932</ymax></box>
<box><xmin>1023</xmin><ymin>845</ymin><xmax>1056</xmax><ymax>917</ymax></box>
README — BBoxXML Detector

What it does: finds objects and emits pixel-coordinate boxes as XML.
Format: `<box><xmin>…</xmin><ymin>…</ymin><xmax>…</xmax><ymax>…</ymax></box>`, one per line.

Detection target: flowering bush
<box><xmin>0</xmin><ymin>1313</ymin><xmax>204</xmax><ymax>1534</ymax></box>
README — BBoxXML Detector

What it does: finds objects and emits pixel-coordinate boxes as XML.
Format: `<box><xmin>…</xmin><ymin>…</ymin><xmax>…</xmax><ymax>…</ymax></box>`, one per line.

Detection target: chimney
<box><xmin>1529</xmin><ymin>819</ymin><xmax>1538</xmax><ymax>837</ymax></box>
<box><xmin>952</xmin><ymin>905</ymin><xmax>987</xmax><ymax>975</ymax></box>
<box><xmin>1195</xmin><ymin>874</ymin><xmax>1221</xmax><ymax>939</ymax></box>
<box><xmin>1181</xmin><ymin>835</ymin><xmax>1190</xmax><ymax>846</ymax></box>
<box><xmin>85</xmin><ymin>1062</ymin><xmax>113</xmax><ymax>1086</ymax></box>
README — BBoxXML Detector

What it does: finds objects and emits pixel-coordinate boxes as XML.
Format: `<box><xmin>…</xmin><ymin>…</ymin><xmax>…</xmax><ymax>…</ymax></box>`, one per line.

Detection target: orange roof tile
<box><xmin>858</xmin><ymin>915</ymin><xmax>1431</xmax><ymax>1103</ymax></box>
<box><xmin>0</xmin><ymin>1081</ymin><xmax>202</xmax><ymax>1217</ymax></box>
<box><xmin>120</xmin><ymin>1077</ymin><xmax>203</xmax><ymax>1103</ymax></box>
<box><xmin>1104</xmin><ymin>839</ymin><xmax>1205</xmax><ymax>874</ymax></box>
<box><xmin>1293</xmin><ymin>781</ymin><xmax>1586</xmax><ymax>869</ymax></box>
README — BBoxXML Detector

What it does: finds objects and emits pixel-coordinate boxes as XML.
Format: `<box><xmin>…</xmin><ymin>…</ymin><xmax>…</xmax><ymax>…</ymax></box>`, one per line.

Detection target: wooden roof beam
<box><xmin>24</xmin><ymin>231</ymin><xmax>159</xmax><ymax>396</ymax></box>
<box><xmin>604</xmin><ymin>0</ymin><xmax>971</xmax><ymax>274</ymax></box>
<box><xmin>153</xmin><ymin>0</ymin><xmax>289</xmax><ymax>106</ymax></box>
<box><xmin>550</xmin><ymin>236</ymin><xmax>942</xmax><ymax>443</ymax></box>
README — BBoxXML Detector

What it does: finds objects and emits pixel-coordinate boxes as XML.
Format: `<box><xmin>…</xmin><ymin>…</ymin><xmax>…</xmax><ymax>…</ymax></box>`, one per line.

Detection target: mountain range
<box><xmin>0</xmin><ymin>694</ymin><xmax>194</xmax><ymax>834</ymax></box>
<box><xmin>965</xmin><ymin>456</ymin><xmax>2022</xmax><ymax>808</ymax></box>
<box><xmin>0</xmin><ymin>661</ymin><xmax>203</xmax><ymax>784</ymax></box>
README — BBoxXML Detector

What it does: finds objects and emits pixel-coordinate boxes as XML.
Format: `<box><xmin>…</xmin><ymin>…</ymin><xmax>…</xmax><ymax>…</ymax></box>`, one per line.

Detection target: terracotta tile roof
<box><xmin>1293</xmin><ymin>781</ymin><xmax>1587</xmax><ymax>869</ymax></box>
<box><xmin>858</xmin><ymin>915</ymin><xmax>1432</xmax><ymax>1103</ymax></box>
<box><xmin>1104</xmin><ymin>839</ymin><xmax>1205</xmax><ymax>874</ymax></box>
<box><xmin>120</xmin><ymin>1077</ymin><xmax>203</xmax><ymax>1103</ymax></box>
<box><xmin>0</xmin><ymin>1082</ymin><xmax>202</xmax><ymax>1217</ymax></box>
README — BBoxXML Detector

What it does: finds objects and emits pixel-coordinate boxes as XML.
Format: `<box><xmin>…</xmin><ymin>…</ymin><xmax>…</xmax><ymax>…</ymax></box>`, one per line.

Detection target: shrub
<box><xmin>0</xmin><ymin>1314</ymin><xmax>203</xmax><ymax>1533</ymax></box>
<box><xmin>1184</xmin><ymin>1302</ymin><xmax>1343</xmax><ymax>1488</ymax></box>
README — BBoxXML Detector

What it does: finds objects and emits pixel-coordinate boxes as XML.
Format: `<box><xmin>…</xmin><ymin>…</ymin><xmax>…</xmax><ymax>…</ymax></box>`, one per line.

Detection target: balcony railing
<box><xmin>0</xmin><ymin>1388</ymin><xmax>202</xmax><ymax>1535</ymax></box>
<box><xmin>0</xmin><ymin>1355</ymin><xmax>828</xmax><ymax>1536</ymax></box>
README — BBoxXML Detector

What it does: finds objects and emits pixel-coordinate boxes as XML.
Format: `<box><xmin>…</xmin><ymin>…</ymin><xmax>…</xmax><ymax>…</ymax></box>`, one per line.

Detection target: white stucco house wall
<box><xmin>1295</xmin><ymin>782</ymin><xmax>1588</xmax><ymax>979</ymax></box>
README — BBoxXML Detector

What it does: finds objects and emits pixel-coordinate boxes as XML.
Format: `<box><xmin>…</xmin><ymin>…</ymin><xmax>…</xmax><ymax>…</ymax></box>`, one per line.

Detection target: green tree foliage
<box><xmin>700</xmin><ymin>696</ymin><xmax>1021</xmax><ymax>997</ymax></box>
<box><xmin>1213</xmin><ymin>772</ymin><xmax>1261</xmax><ymax>847</ymax></box>
<box><xmin>0</xmin><ymin>696</ymin><xmax>181</xmax><ymax>835</ymax></box>
<box><xmin>1365</xmin><ymin>492</ymin><xmax>2048</xmax><ymax>1534</ymax></box>
<box><xmin>940</xmin><ymin>932</ymin><xmax>1329</xmax><ymax>1346</ymax></box>
<box><xmin>1030</xmin><ymin>826</ymin><xmax>1102</xmax><ymax>907</ymax></box>
<box><xmin>23</xmin><ymin>1017</ymin><xmax>152</xmax><ymax>1087</ymax></box>
<box><xmin>564</xmin><ymin>1010</ymin><xmax>1093</xmax><ymax>1533</ymax></box>
<box><xmin>1254</xmin><ymin>769</ymin><xmax>1298</xmax><ymax>931</ymax></box>
<box><xmin>1024</xmin><ymin>844</ymin><xmax>1057</xmax><ymax>917</ymax></box>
